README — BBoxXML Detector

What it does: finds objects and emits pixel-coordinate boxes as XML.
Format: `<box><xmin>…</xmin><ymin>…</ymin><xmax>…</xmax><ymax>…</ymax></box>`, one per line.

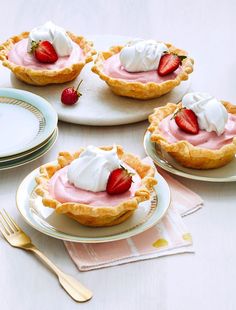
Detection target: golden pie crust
<box><xmin>34</xmin><ymin>146</ymin><xmax>157</xmax><ymax>227</ymax></box>
<box><xmin>0</xmin><ymin>31</ymin><xmax>96</xmax><ymax>86</ymax></box>
<box><xmin>148</xmin><ymin>101</ymin><xmax>236</xmax><ymax>169</ymax></box>
<box><xmin>92</xmin><ymin>43</ymin><xmax>194</xmax><ymax>100</ymax></box>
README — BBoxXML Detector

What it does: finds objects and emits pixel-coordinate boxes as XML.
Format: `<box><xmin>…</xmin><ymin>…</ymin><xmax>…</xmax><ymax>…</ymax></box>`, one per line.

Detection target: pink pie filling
<box><xmin>103</xmin><ymin>53</ymin><xmax>182</xmax><ymax>83</ymax></box>
<box><xmin>48</xmin><ymin>165</ymin><xmax>142</xmax><ymax>207</ymax></box>
<box><xmin>8</xmin><ymin>39</ymin><xmax>85</xmax><ymax>70</ymax></box>
<box><xmin>159</xmin><ymin>113</ymin><xmax>236</xmax><ymax>150</ymax></box>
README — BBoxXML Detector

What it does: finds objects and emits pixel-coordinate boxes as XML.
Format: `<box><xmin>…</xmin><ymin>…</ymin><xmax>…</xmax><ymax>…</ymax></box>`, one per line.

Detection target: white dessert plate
<box><xmin>10</xmin><ymin>35</ymin><xmax>191</xmax><ymax>126</ymax></box>
<box><xmin>16</xmin><ymin>169</ymin><xmax>170</xmax><ymax>243</ymax></box>
<box><xmin>0</xmin><ymin>128</ymin><xmax>57</xmax><ymax>163</ymax></box>
<box><xmin>0</xmin><ymin>128</ymin><xmax>58</xmax><ymax>170</ymax></box>
<box><xmin>144</xmin><ymin>131</ymin><xmax>236</xmax><ymax>182</ymax></box>
<box><xmin>0</xmin><ymin>88</ymin><xmax>58</xmax><ymax>157</ymax></box>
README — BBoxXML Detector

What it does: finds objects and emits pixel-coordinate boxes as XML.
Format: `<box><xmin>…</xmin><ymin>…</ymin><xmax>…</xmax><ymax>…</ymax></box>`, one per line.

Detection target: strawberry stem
<box><xmin>178</xmin><ymin>55</ymin><xmax>187</xmax><ymax>62</ymax></box>
<box><xmin>30</xmin><ymin>40</ymin><xmax>39</xmax><ymax>53</ymax></box>
<box><xmin>166</xmin><ymin>52</ymin><xmax>187</xmax><ymax>64</ymax></box>
<box><xmin>171</xmin><ymin>107</ymin><xmax>186</xmax><ymax>120</ymax></box>
<box><xmin>76</xmin><ymin>80</ymin><xmax>83</xmax><ymax>91</ymax></box>
<box><xmin>120</xmin><ymin>164</ymin><xmax>135</xmax><ymax>178</ymax></box>
<box><xmin>120</xmin><ymin>164</ymin><xmax>126</xmax><ymax>171</ymax></box>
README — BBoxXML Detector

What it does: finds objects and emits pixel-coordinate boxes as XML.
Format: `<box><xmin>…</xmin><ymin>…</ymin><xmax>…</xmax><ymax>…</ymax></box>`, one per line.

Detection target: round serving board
<box><xmin>8</xmin><ymin>35</ymin><xmax>191</xmax><ymax>126</ymax></box>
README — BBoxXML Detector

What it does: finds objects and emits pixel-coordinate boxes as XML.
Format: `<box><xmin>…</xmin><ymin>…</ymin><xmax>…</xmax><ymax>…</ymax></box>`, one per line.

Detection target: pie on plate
<box><xmin>33</xmin><ymin>145</ymin><xmax>157</xmax><ymax>227</ymax></box>
<box><xmin>148</xmin><ymin>92</ymin><xmax>236</xmax><ymax>169</ymax></box>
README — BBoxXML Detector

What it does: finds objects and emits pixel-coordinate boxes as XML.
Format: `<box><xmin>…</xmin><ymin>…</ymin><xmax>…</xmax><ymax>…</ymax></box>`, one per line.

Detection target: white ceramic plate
<box><xmin>0</xmin><ymin>88</ymin><xmax>58</xmax><ymax>157</ymax></box>
<box><xmin>16</xmin><ymin>169</ymin><xmax>170</xmax><ymax>243</ymax></box>
<box><xmin>0</xmin><ymin>128</ymin><xmax>58</xmax><ymax>170</ymax></box>
<box><xmin>10</xmin><ymin>35</ymin><xmax>191</xmax><ymax>126</ymax></box>
<box><xmin>144</xmin><ymin>131</ymin><xmax>236</xmax><ymax>182</ymax></box>
<box><xmin>0</xmin><ymin>128</ymin><xmax>57</xmax><ymax>163</ymax></box>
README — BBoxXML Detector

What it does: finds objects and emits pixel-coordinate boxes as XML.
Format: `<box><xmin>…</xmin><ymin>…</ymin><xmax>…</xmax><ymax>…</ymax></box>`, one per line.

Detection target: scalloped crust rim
<box><xmin>0</xmin><ymin>31</ymin><xmax>96</xmax><ymax>85</ymax></box>
<box><xmin>92</xmin><ymin>43</ymin><xmax>194</xmax><ymax>99</ymax></box>
<box><xmin>148</xmin><ymin>101</ymin><xmax>236</xmax><ymax>169</ymax></box>
<box><xmin>33</xmin><ymin>145</ymin><xmax>157</xmax><ymax>227</ymax></box>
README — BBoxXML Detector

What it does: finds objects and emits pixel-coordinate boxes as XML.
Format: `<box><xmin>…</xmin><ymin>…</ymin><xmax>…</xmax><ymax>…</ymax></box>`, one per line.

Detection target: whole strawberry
<box><xmin>31</xmin><ymin>40</ymin><xmax>58</xmax><ymax>64</ymax></box>
<box><xmin>158</xmin><ymin>53</ymin><xmax>186</xmax><ymax>76</ymax></box>
<box><xmin>173</xmin><ymin>108</ymin><xmax>199</xmax><ymax>134</ymax></box>
<box><xmin>61</xmin><ymin>80</ymin><xmax>83</xmax><ymax>105</ymax></box>
<box><xmin>106</xmin><ymin>166</ymin><xmax>133</xmax><ymax>195</ymax></box>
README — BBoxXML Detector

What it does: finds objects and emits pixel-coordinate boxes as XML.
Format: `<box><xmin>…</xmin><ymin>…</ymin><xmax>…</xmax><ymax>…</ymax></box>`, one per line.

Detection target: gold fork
<box><xmin>0</xmin><ymin>209</ymin><xmax>92</xmax><ymax>302</ymax></box>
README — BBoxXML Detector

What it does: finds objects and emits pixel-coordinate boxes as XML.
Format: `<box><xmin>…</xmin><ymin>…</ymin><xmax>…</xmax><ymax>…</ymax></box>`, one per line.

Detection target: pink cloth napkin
<box><xmin>64</xmin><ymin>159</ymin><xmax>203</xmax><ymax>271</ymax></box>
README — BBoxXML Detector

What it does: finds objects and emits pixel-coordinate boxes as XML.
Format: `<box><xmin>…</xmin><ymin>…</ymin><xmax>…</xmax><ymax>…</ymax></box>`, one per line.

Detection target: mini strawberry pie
<box><xmin>148</xmin><ymin>92</ymin><xmax>236</xmax><ymax>169</ymax></box>
<box><xmin>92</xmin><ymin>40</ymin><xmax>194</xmax><ymax>99</ymax></box>
<box><xmin>34</xmin><ymin>145</ymin><xmax>157</xmax><ymax>227</ymax></box>
<box><xmin>0</xmin><ymin>21</ymin><xmax>96</xmax><ymax>85</ymax></box>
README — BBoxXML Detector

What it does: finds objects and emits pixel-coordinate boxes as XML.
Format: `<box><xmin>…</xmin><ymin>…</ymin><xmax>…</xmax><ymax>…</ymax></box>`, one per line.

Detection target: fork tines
<box><xmin>0</xmin><ymin>209</ymin><xmax>20</xmax><ymax>236</ymax></box>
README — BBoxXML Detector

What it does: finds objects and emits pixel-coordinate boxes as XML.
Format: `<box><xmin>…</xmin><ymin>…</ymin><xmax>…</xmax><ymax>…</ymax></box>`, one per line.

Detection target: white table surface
<box><xmin>0</xmin><ymin>0</ymin><xmax>236</xmax><ymax>309</ymax></box>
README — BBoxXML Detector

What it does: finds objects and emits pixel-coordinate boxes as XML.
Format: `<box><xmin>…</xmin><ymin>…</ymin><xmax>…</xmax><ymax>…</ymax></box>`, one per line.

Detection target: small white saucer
<box><xmin>0</xmin><ymin>129</ymin><xmax>58</xmax><ymax>170</ymax></box>
<box><xmin>16</xmin><ymin>168</ymin><xmax>170</xmax><ymax>243</ymax></box>
<box><xmin>0</xmin><ymin>88</ymin><xmax>57</xmax><ymax>157</ymax></box>
<box><xmin>144</xmin><ymin>131</ymin><xmax>236</xmax><ymax>182</ymax></box>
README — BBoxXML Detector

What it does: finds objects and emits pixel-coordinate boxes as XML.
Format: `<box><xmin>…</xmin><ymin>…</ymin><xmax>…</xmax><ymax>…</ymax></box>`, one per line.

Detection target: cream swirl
<box><xmin>119</xmin><ymin>40</ymin><xmax>168</xmax><ymax>72</ymax></box>
<box><xmin>182</xmin><ymin>92</ymin><xmax>228</xmax><ymax>136</ymax></box>
<box><xmin>27</xmin><ymin>21</ymin><xmax>73</xmax><ymax>57</ymax></box>
<box><xmin>67</xmin><ymin>146</ymin><xmax>120</xmax><ymax>192</ymax></box>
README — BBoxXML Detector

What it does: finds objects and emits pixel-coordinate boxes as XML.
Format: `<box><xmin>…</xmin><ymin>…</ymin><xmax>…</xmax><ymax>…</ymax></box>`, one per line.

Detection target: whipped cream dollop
<box><xmin>67</xmin><ymin>146</ymin><xmax>120</xmax><ymax>192</ymax></box>
<box><xmin>182</xmin><ymin>92</ymin><xmax>228</xmax><ymax>136</ymax></box>
<box><xmin>119</xmin><ymin>40</ymin><xmax>168</xmax><ymax>72</ymax></box>
<box><xmin>27</xmin><ymin>21</ymin><xmax>73</xmax><ymax>57</ymax></box>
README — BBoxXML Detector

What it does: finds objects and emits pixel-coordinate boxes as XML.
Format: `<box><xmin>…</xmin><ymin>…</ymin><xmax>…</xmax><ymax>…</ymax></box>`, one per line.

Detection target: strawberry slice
<box><xmin>158</xmin><ymin>53</ymin><xmax>186</xmax><ymax>76</ymax></box>
<box><xmin>173</xmin><ymin>108</ymin><xmax>199</xmax><ymax>134</ymax></box>
<box><xmin>31</xmin><ymin>40</ymin><xmax>58</xmax><ymax>64</ymax></box>
<box><xmin>106</xmin><ymin>166</ymin><xmax>133</xmax><ymax>195</ymax></box>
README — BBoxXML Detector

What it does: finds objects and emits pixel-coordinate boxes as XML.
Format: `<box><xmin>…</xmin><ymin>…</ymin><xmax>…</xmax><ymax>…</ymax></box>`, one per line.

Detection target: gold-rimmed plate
<box><xmin>0</xmin><ymin>128</ymin><xmax>58</xmax><ymax>170</ymax></box>
<box><xmin>0</xmin><ymin>88</ymin><xmax>57</xmax><ymax>158</ymax></box>
<box><xmin>16</xmin><ymin>167</ymin><xmax>170</xmax><ymax>243</ymax></box>
<box><xmin>0</xmin><ymin>128</ymin><xmax>57</xmax><ymax>163</ymax></box>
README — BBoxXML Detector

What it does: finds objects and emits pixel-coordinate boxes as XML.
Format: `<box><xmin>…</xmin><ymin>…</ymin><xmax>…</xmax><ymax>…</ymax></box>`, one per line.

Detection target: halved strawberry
<box><xmin>158</xmin><ymin>53</ymin><xmax>186</xmax><ymax>76</ymax></box>
<box><xmin>106</xmin><ymin>166</ymin><xmax>133</xmax><ymax>195</ymax></box>
<box><xmin>173</xmin><ymin>108</ymin><xmax>199</xmax><ymax>134</ymax></box>
<box><xmin>31</xmin><ymin>40</ymin><xmax>58</xmax><ymax>64</ymax></box>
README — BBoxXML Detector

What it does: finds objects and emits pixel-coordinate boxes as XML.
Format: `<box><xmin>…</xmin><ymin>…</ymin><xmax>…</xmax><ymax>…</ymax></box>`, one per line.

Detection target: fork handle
<box><xmin>27</xmin><ymin>245</ymin><xmax>92</xmax><ymax>302</ymax></box>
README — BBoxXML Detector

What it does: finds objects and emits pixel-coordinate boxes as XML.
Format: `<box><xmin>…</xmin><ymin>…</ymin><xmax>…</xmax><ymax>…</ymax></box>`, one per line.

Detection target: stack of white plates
<box><xmin>0</xmin><ymin>88</ymin><xmax>58</xmax><ymax>170</ymax></box>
